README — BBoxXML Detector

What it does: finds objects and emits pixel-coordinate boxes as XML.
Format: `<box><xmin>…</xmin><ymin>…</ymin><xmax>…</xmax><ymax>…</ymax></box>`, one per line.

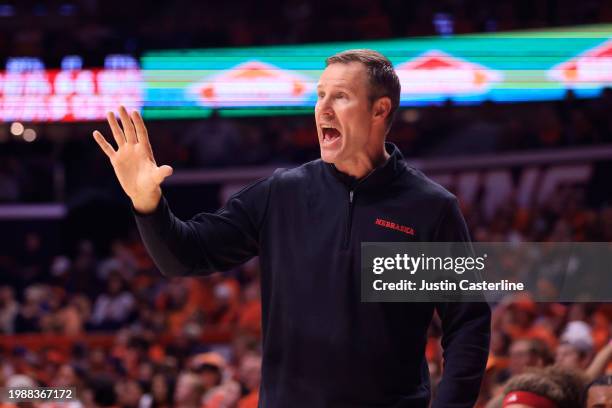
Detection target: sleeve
<box><xmin>431</xmin><ymin>197</ymin><xmax>491</xmax><ymax>408</ymax></box>
<box><xmin>132</xmin><ymin>174</ymin><xmax>274</xmax><ymax>277</ymax></box>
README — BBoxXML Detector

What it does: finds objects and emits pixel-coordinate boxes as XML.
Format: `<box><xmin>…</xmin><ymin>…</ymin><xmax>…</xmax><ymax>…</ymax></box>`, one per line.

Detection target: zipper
<box><xmin>342</xmin><ymin>189</ymin><xmax>355</xmax><ymax>249</ymax></box>
<box><xmin>339</xmin><ymin>158</ymin><xmax>390</xmax><ymax>249</ymax></box>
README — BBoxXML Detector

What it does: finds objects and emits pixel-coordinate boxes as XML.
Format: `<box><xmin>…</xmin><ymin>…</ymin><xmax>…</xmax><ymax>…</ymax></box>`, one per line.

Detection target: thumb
<box><xmin>155</xmin><ymin>165</ymin><xmax>173</xmax><ymax>183</ymax></box>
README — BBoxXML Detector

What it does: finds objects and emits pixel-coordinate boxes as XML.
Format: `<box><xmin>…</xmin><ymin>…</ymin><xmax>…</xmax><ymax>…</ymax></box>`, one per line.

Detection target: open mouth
<box><xmin>321</xmin><ymin>125</ymin><xmax>341</xmax><ymax>144</ymax></box>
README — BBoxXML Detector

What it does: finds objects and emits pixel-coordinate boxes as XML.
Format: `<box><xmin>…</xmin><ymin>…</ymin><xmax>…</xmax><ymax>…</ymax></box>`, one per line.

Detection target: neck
<box><xmin>334</xmin><ymin>143</ymin><xmax>390</xmax><ymax>179</ymax></box>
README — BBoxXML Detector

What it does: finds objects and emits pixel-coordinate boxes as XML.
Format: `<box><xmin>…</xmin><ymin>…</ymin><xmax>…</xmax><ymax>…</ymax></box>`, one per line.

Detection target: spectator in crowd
<box><xmin>237</xmin><ymin>352</ymin><xmax>262</xmax><ymax>408</ymax></box>
<box><xmin>189</xmin><ymin>352</ymin><xmax>226</xmax><ymax>394</ymax></box>
<box><xmin>497</xmin><ymin>366</ymin><xmax>585</xmax><ymax>408</ymax></box>
<box><xmin>173</xmin><ymin>372</ymin><xmax>205</xmax><ymax>408</ymax></box>
<box><xmin>149</xmin><ymin>373</ymin><xmax>174</xmax><ymax>408</ymax></box>
<box><xmin>115</xmin><ymin>378</ymin><xmax>145</xmax><ymax>408</ymax></box>
<box><xmin>556</xmin><ymin>321</ymin><xmax>594</xmax><ymax>372</ymax></box>
<box><xmin>90</xmin><ymin>273</ymin><xmax>135</xmax><ymax>330</ymax></box>
<box><xmin>0</xmin><ymin>286</ymin><xmax>18</xmax><ymax>334</ymax></box>
<box><xmin>507</xmin><ymin>339</ymin><xmax>553</xmax><ymax>377</ymax></box>
<box><xmin>586</xmin><ymin>375</ymin><xmax>612</xmax><ymax>408</ymax></box>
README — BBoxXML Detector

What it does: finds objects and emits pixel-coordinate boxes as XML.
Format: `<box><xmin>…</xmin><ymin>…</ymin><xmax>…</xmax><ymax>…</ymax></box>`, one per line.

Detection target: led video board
<box><xmin>0</xmin><ymin>55</ymin><xmax>142</xmax><ymax>122</ymax></box>
<box><xmin>141</xmin><ymin>24</ymin><xmax>612</xmax><ymax>118</ymax></box>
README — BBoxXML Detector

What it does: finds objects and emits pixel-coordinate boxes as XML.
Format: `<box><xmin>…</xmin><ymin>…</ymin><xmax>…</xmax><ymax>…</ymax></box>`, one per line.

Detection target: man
<box><xmin>586</xmin><ymin>375</ymin><xmax>612</xmax><ymax>408</ymax></box>
<box><xmin>508</xmin><ymin>339</ymin><xmax>552</xmax><ymax>376</ymax></box>
<box><xmin>174</xmin><ymin>372</ymin><xmax>205</xmax><ymax>408</ymax></box>
<box><xmin>555</xmin><ymin>320</ymin><xmax>594</xmax><ymax>372</ymax></box>
<box><xmin>498</xmin><ymin>366</ymin><xmax>585</xmax><ymax>408</ymax></box>
<box><xmin>555</xmin><ymin>340</ymin><xmax>592</xmax><ymax>371</ymax></box>
<box><xmin>93</xmin><ymin>49</ymin><xmax>491</xmax><ymax>407</ymax></box>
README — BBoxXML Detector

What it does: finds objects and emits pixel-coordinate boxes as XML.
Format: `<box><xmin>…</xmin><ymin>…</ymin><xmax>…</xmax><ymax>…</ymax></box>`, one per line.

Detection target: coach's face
<box><xmin>315</xmin><ymin>62</ymin><xmax>378</xmax><ymax>166</ymax></box>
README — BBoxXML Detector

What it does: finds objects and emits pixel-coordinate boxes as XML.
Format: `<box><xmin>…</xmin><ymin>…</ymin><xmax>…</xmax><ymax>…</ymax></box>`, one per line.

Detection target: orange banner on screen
<box><xmin>396</xmin><ymin>50</ymin><xmax>502</xmax><ymax>95</ymax></box>
<box><xmin>188</xmin><ymin>61</ymin><xmax>313</xmax><ymax>107</ymax></box>
<box><xmin>548</xmin><ymin>39</ymin><xmax>612</xmax><ymax>84</ymax></box>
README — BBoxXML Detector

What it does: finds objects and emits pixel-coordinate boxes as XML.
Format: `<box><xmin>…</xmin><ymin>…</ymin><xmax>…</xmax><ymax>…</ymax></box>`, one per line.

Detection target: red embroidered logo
<box><xmin>375</xmin><ymin>218</ymin><xmax>415</xmax><ymax>236</ymax></box>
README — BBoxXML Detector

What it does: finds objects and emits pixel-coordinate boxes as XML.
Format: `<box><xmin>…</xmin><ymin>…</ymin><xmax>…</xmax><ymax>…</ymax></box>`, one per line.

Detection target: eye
<box><xmin>317</xmin><ymin>91</ymin><xmax>325</xmax><ymax>99</ymax></box>
<box><xmin>335</xmin><ymin>92</ymin><xmax>347</xmax><ymax>99</ymax></box>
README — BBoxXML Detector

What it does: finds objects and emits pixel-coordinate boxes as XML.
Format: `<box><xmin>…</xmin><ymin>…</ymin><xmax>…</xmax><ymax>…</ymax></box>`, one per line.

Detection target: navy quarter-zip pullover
<box><xmin>133</xmin><ymin>143</ymin><xmax>491</xmax><ymax>408</ymax></box>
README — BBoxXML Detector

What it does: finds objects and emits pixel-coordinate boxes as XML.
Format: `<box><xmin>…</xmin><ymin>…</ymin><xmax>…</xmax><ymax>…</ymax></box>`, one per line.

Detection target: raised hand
<box><xmin>92</xmin><ymin>106</ymin><xmax>173</xmax><ymax>214</ymax></box>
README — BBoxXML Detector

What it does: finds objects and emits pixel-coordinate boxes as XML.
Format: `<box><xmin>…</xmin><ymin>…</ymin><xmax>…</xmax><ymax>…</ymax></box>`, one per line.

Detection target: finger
<box><xmin>92</xmin><ymin>131</ymin><xmax>116</xmax><ymax>158</ymax></box>
<box><xmin>107</xmin><ymin>111</ymin><xmax>126</xmax><ymax>146</ymax></box>
<box><xmin>131</xmin><ymin>110</ymin><xmax>154</xmax><ymax>159</ymax></box>
<box><xmin>155</xmin><ymin>165</ymin><xmax>173</xmax><ymax>184</ymax></box>
<box><xmin>119</xmin><ymin>105</ymin><xmax>137</xmax><ymax>144</ymax></box>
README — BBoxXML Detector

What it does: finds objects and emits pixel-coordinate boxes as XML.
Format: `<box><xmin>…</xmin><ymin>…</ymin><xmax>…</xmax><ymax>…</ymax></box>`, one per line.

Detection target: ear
<box><xmin>373</xmin><ymin>97</ymin><xmax>392</xmax><ymax>123</ymax></box>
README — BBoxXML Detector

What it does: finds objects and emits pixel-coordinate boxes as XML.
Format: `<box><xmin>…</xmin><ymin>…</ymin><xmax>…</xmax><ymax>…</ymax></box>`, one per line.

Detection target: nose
<box><xmin>316</xmin><ymin>96</ymin><xmax>334</xmax><ymax>119</ymax></box>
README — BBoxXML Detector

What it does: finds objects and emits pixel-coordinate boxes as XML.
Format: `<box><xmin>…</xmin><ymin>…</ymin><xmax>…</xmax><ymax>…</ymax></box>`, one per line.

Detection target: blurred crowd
<box><xmin>0</xmin><ymin>230</ymin><xmax>264</xmax><ymax>407</ymax></box>
<box><xmin>1</xmin><ymin>176</ymin><xmax>611</xmax><ymax>406</ymax></box>
<box><xmin>1</xmin><ymin>88</ymin><xmax>612</xmax><ymax>203</ymax></box>
<box><xmin>3</xmin><ymin>0</ymin><xmax>612</xmax><ymax>66</ymax></box>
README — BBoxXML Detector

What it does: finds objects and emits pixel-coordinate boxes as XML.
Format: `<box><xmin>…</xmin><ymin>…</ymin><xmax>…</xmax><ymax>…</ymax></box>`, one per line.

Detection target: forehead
<box><xmin>557</xmin><ymin>343</ymin><xmax>578</xmax><ymax>352</ymax></box>
<box><xmin>589</xmin><ymin>385</ymin><xmax>612</xmax><ymax>399</ymax></box>
<box><xmin>317</xmin><ymin>62</ymin><xmax>368</xmax><ymax>90</ymax></box>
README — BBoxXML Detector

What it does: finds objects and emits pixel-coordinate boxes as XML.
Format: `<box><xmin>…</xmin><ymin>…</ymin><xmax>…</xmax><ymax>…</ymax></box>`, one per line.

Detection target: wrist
<box><xmin>131</xmin><ymin>189</ymin><xmax>161</xmax><ymax>214</ymax></box>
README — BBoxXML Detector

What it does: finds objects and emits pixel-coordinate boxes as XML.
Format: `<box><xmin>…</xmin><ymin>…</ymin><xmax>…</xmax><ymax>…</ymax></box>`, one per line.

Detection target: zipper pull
<box><xmin>349</xmin><ymin>190</ymin><xmax>354</xmax><ymax>203</ymax></box>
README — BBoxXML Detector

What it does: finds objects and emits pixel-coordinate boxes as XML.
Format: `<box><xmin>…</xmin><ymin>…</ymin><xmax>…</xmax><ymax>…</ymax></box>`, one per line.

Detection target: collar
<box><xmin>324</xmin><ymin>142</ymin><xmax>406</xmax><ymax>192</ymax></box>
